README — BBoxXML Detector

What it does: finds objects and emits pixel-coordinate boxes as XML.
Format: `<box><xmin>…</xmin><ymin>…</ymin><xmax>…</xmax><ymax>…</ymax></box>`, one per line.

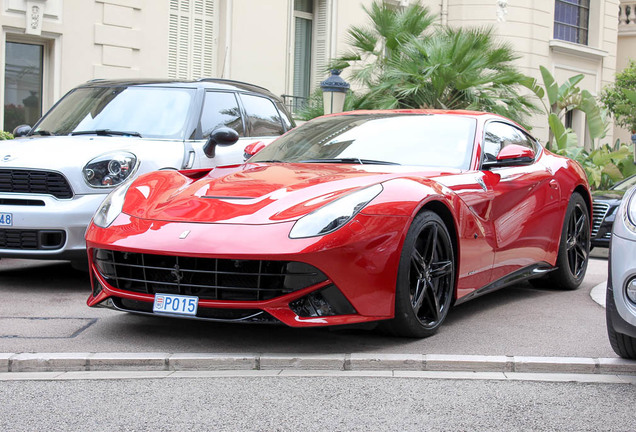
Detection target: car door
<box><xmin>482</xmin><ymin>121</ymin><xmax>562</xmax><ymax>281</ymax></box>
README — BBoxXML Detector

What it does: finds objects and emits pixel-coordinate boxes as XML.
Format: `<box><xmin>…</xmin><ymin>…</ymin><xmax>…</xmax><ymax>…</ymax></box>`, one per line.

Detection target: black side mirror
<box><xmin>203</xmin><ymin>127</ymin><xmax>240</xmax><ymax>158</ymax></box>
<box><xmin>12</xmin><ymin>124</ymin><xmax>32</xmax><ymax>138</ymax></box>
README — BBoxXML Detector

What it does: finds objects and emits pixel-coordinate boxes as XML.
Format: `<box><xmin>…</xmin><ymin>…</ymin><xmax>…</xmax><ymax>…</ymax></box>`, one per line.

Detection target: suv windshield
<box><xmin>33</xmin><ymin>86</ymin><xmax>195</xmax><ymax>139</ymax></box>
<box><xmin>250</xmin><ymin>114</ymin><xmax>476</xmax><ymax>169</ymax></box>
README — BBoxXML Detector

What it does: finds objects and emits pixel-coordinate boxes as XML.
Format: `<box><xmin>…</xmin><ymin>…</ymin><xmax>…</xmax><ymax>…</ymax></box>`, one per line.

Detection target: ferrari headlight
<box><xmin>92</xmin><ymin>181</ymin><xmax>133</xmax><ymax>228</ymax></box>
<box><xmin>289</xmin><ymin>184</ymin><xmax>383</xmax><ymax>239</ymax></box>
<box><xmin>83</xmin><ymin>152</ymin><xmax>138</xmax><ymax>187</ymax></box>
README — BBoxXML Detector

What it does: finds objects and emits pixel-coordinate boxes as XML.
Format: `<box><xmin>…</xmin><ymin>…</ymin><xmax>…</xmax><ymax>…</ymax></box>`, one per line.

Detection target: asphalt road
<box><xmin>1</xmin><ymin>375</ymin><xmax>634</xmax><ymax>431</ymax></box>
<box><xmin>0</xmin><ymin>253</ymin><xmax>615</xmax><ymax>358</ymax></box>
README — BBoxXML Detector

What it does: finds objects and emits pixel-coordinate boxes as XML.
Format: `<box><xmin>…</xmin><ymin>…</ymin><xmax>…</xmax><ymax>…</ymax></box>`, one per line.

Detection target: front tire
<box><xmin>543</xmin><ymin>193</ymin><xmax>590</xmax><ymax>290</ymax></box>
<box><xmin>387</xmin><ymin>211</ymin><xmax>455</xmax><ymax>338</ymax></box>
<box><xmin>606</xmin><ymin>288</ymin><xmax>636</xmax><ymax>359</ymax></box>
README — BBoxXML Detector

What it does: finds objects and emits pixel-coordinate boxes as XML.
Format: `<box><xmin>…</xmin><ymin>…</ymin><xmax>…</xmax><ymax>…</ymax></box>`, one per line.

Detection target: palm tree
<box><xmin>357</xmin><ymin>26</ymin><xmax>538</xmax><ymax>126</ymax></box>
<box><xmin>329</xmin><ymin>0</ymin><xmax>435</xmax><ymax>87</ymax></box>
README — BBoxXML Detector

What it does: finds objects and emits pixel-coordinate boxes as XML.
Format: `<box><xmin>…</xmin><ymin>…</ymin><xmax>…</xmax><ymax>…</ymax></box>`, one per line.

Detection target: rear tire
<box><xmin>386</xmin><ymin>211</ymin><xmax>455</xmax><ymax>338</ymax></box>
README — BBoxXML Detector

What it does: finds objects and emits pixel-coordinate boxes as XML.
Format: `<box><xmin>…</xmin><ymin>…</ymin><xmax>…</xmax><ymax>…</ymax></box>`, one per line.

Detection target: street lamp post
<box><xmin>320</xmin><ymin>70</ymin><xmax>350</xmax><ymax>115</ymax></box>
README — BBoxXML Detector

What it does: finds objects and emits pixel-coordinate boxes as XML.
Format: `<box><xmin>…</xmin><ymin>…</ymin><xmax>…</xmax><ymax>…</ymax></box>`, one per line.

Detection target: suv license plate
<box><xmin>0</xmin><ymin>213</ymin><xmax>12</xmax><ymax>226</ymax></box>
<box><xmin>153</xmin><ymin>293</ymin><xmax>198</xmax><ymax>316</ymax></box>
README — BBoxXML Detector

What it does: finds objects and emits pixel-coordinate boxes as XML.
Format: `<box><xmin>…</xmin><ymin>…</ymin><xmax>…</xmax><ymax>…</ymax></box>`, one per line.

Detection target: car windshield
<box><xmin>32</xmin><ymin>86</ymin><xmax>195</xmax><ymax>139</ymax></box>
<box><xmin>613</xmin><ymin>174</ymin><xmax>636</xmax><ymax>192</ymax></box>
<box><xmin>250</xmin><ymin>114</ymin><xmax>477</xmax><ymax>169</ymax></box>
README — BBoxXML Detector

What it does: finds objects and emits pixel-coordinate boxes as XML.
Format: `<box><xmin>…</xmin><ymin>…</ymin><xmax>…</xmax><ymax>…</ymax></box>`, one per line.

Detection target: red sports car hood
<box><xmin>121</xmin><ymin>163</ymin><xmax>455</xmax><ymax>224</ymax></box>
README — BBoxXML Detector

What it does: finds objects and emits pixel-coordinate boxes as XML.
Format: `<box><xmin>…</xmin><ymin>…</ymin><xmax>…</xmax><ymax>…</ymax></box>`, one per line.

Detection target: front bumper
<box><xmin>86</xmin><ymin>212</ymin><xmax>409</xmax><ymax>327</ymax></box>
<box><xmin>0</xmin><ymin>192</ymin><xmax>106</xmax><ymax>261</ymax></box>
<box><xmin>608</xmin><ymin>232</ymin><xmax>636</xmax><ymax>338</ymax></box>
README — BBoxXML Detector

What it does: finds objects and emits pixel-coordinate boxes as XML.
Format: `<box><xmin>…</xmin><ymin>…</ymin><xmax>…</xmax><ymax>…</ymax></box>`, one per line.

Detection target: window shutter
<box><xmin>312</xmin><ymin>0</ymin><xmax>329</xmax><ymax>90</ymax></box>
<box><xmin>169</xmin><ymin>0</ymin><xmax>217</xmax><ymax>79</ymax></box>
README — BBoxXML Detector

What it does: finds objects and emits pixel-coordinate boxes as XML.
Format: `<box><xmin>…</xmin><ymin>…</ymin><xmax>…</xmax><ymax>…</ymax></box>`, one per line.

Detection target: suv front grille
<box><xmin>93</xmin><ymin>249</ymin><xmax>328</xmax><ymax>301</ymax></box>
<box><xmin>591</xmin><ymin>201</ymin><xmax>610</xmax><ymax>237</ymax></box>
<box><xmin>0</xmin><ymin>169</ymin><xmax>73</xmax><ymax>199</ymax></box>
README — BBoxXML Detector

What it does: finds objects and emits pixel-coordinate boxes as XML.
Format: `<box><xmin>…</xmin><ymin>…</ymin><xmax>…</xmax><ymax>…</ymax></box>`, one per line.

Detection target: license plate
<box><xmin>0</xmin><ymin>213</ymin><xmax>12</xmax><ymax>226</ymax></box>
<box><xmin>153</xmin><ymin>293</ymin><xmax>198</xmax><ymax>316</ymax></box>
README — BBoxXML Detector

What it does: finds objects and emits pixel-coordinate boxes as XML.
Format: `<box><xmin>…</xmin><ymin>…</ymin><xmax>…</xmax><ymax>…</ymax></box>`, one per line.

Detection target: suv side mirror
<box><xmin>483</xmin><ymin>144</ymin><xmax>535</xmax><ymax>169</ymax></box>
<box><xmin>12</xmin><ymin>124</ymin><xmax>32</xmax><ymax>138</ymax></box>
<box><xmin>203</xmin><ymin>127</ymin><xmax>240</xmax><ymax>158</ymax></box>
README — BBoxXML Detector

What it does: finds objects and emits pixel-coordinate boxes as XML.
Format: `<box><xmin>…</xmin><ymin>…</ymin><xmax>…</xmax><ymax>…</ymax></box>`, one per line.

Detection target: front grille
<box><xmin>93</xmin><ymin>249</ymin><xmax>328</xmax><ymax>301</ymax></box>
<box><xmin>0</xmin><ymin>229</ymin><xmax>66</xmax><ymax>250</ymax></box>
<box><xmin>591</xmin><ymin>201</ymin><xmax>610</xmax><ymax>237</ymax></box>
<box><xmin>0</xmin><ymin>169</ymin><xmax>73</xmax><ymax>199</ymax></box>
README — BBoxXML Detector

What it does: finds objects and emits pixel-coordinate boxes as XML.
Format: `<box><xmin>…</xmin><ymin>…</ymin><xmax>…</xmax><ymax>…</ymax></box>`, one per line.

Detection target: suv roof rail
<box><xmin>197</xmin><ymin>77</ymin><xmax>270</xmax><ymax>92</ymax></box>
<box><xmin>86</xmin><ymin>78</ymin><xmax>106</xmax><ymax>82</ymax></box>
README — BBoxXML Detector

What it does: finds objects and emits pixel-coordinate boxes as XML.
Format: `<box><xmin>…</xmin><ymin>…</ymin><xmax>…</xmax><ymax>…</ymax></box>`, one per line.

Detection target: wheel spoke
<box><xmin>430</xmin><ymin>260</ymin><xmax>453</xmax><ymax>279</ymax></box>
<box><xmin>424</xmin><ymin>224</ymin><xmax>438</xmax><ymax>264</ymax></box>
<box><xmin>411</xmin><ymin>278</ymin><xmax>426</xmax><ymax>313</ymax></box>
<box><xmin>411</xmin><ymin>249</ymin><xmax>426</xmax><ymax>277</ymax></box>
<box><xmin>423</xmin><ymin>282</ymin><xmax>440</xmax><ymax>322</ymax></box>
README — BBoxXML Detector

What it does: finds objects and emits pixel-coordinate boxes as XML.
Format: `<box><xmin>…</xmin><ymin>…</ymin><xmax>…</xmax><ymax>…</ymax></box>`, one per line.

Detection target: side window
<box><xmin>241</xmin><ymin>94</ymin><xmax>285</xmax><ymax>136</ymax></box>
<box><xmin>483</xmin><ymin>122</ymin><xmax>535</xmax><ymax>163</ymax></box>
<box><xmin>201</xmin><ymin>91</ymin><xmax>244</xmax><ymax>138</ymax></box>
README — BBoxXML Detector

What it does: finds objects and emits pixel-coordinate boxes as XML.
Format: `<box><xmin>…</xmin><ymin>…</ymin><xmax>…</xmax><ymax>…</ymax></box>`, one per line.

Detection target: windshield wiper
<box><xmin>31</xmin><ymin>130</ymin><xmax>53</xmax><ymax>136</ymax></box>
<box><xmin>71</xmin><ymin>129</ymin><xmax>142</xmax><ymax>137</ymax></box>
<box><xmin>300</xmin><ymin>158</ymin><xmax>400</xmax><ymax>165</ymax></box>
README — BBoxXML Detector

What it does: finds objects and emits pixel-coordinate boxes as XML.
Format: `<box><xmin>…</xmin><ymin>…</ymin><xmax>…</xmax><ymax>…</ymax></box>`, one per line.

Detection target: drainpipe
<box><xmin>222</xmin><ymin>0</ymin><xmax>233</xmax><ymax>78</ymax></box>
<box><xmin>441</xmin><ymin>0</ymin><xmax>448</xmax><ymax>26</ymax></box>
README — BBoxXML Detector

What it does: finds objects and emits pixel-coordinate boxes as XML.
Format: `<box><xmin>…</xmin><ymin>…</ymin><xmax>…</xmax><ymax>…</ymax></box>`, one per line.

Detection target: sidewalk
<box><xmin>1</xmin><ymin>352</ymin><xmax>635</xmax><ymax>381</ymax></box>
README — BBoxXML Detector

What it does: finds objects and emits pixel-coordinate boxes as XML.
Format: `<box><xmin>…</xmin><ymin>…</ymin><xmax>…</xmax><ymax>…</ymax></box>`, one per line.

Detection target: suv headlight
<box><xmin>92</xmin><ymin>181</ymin><xmax>133</xmax><ymax>228</ymax></box>
<box><xmin>625</xmin><ymin>188</ymin><xmax>636</xmax><ymax>233</ymax></box>
<box><xmin>289</xmin><ymin>184</ymin><xmax>383</xmax><ymax>239</ymax></box>
<box><xmin>83</xmin><ymin>152</ymin><xmax>138</xmax><ymax>187</ymax></box>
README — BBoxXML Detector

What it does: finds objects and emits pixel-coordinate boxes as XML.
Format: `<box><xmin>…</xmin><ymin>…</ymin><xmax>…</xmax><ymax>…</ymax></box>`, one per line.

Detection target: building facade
<box><xmin>1</xmin><ymin>0</ymin><xmax>632</xmax><ymax>147</ymax></box>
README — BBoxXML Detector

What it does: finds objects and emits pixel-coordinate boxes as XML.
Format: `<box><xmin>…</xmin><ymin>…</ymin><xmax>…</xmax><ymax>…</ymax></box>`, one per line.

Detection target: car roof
<box><xmin>77</xmin><ymin>78</ymin><xmax>279</xmax><ymax>98</ymax></box>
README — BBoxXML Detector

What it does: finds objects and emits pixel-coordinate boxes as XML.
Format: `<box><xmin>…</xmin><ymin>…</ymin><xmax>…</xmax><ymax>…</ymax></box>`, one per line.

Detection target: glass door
<box><xmin>4</xmin><ymin>41</ymin><xmax>44</xmax><ymax>132</ymax></box>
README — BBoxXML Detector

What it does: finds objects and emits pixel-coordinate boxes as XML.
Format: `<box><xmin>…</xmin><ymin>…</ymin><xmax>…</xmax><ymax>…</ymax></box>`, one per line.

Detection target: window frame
<box><xmin>481</xmin><ymin>121</ymin><xmax>541</xmax><ymax>169</ymax></box>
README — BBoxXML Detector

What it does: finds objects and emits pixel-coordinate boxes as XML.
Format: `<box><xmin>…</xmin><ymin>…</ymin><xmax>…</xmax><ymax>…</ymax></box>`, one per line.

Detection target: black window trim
<box><xmin>480</xmin><ymin>120</ymin><xmax>542</xmax><ymax>170</ymax></box>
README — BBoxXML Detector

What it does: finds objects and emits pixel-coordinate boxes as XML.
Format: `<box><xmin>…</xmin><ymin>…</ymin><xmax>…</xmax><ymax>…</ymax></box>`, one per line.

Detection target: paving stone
<box><xmin>348</xmin><ymin>353</ymin><xmax>423</xmax><ymax>370</ymax></box>
<box><xmin>513</xmin><ymin>356</ymin><xmax>596</xmax><ymax>373</ymax></box>
<box><xmin>88</xmin><ymin>352</ymin><xmax>169</xmax><ymax>371</ymax></box>
<box><xmin>10</xmin><ymin>353</ymin><xmax>90</xmax><ymax>372</ymax></box>
<box><xmin>168</xmin><ymin>353</ymin><xmax>258</xmax><ymax>370</ymax></box>
<box><xmin>425</xmin><ymin>354</ymin><xmax>511</xmax><ymax>372</ymax></box>
<box><xmin>597</xmin><ymin>357</ymin><xmax>636</xmax><ymax>375</ymax></box>
<box><xmin>260</xmin><ymin>353</ymin><xmax>345</xmax><ymax>370</ymax></box>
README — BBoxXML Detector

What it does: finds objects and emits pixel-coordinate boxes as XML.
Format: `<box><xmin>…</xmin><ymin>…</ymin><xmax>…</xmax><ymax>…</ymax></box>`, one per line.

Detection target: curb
<box><xmin>590</xmin><ymin>281</ymin><xmax>607</xmax><ymax>308</ymax></box>
<box><xmin>2</xmin><ymin>353</ymin><xmax>635</xmax><ymax>375</ymax></box>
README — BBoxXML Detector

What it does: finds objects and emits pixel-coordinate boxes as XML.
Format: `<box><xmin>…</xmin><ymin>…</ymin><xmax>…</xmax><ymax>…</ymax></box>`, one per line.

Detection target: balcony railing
<box><xmin>281</xmin><ymin>94</ymin><xmax>308</xmax><ymax>115</ymax></box>
<box><xmin>619</xmin><ymin>1</ymin><xmax>636</xmax><ymax>30</ymax></box>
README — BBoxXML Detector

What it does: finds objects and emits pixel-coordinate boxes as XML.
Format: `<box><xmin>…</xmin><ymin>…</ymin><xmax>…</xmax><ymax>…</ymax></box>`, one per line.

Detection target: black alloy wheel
<box><xmin>538</xmin><ymin>193</ymin><xmax>590</xmax><ymax>290</ymax></box>
<box><xmin>388</xmin><ymin>211</ymin><xmax>455</xmax><ymax>338</ymax></box>
<box><xmin>565</xmin><ymin>199</ymin><xmax>589</xmax><ymax>280</ymax></box>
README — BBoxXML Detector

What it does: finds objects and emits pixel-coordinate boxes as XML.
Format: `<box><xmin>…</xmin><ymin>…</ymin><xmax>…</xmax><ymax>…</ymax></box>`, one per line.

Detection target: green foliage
<box><xmin>354</xmin><ymin>26</ymin><xmax>539</xmax><ymax>126</ymax></box>
<box><xmin>0</xmin><ymin>131</ymin><xmax>14</xmax><ymax>140</ymax></box>
<box><xmin>557</xmin><ymin>141</ymin><xmax>636</xmax><ymax>190</ymax></box>
<box><xmin>523</xmin><ymin>66</ymin><xmax>608</xmax><ymax>150</ymax></box>
<box><xmin>329</xmin><ymin>1</ymin><xmax>435</xmax><ymax>87</ymax></box>
<box><xmin>324</xmin><ymin>2</ymin><xmax>538</xmax><ymax>126</ymax></box>
<box><xmin>601</xmin><ymin>60</ymin><xmax>636</xmax><ymax>132</ymax></box>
